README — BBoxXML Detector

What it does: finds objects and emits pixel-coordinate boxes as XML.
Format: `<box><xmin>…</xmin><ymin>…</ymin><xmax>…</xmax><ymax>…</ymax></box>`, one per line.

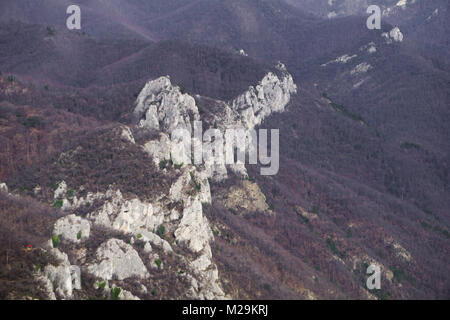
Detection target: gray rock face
<box><xmin>142</xmin><ymin>133</ymin><xmax>172</xmax><ymax>166</ymax></box>
<box><xmin>116</xmin><ymin>287</ymin><xmax>140</xmax><ymax>300</ymax></box>
<box><xmin>169</xmin><ymin>168</ymin><xmax>211</xmax><ymax>205</ymax></box>
<box><xmin>42</xmin><ymin>248</ymin><xmax>80</xmax><ymax>299</ymax></box>
<box><xmin>120</xmin><ymin>125</ymin><xmax>136</xmax><ymax>144</ymax></box>
<box><xmin>134</xmin><ymin>76</ymin><xmax>200</xmax><ymax>133</ymax></box>
<box><xmin>136</xmin><ymin>64</ymin><xmax>297</xmax><ymax>180</ymax></box>
<box><xmin>35</xmin><ymin>274</ymin><xmax>57</xmax><ymax>300</ymax></box>
<box><xmin>389</xmin><ymin>27</ymin><xmax>404</xmax><ymax>42</ymax></box>
<box><xmin>86</xmin><ymin>239</ymin><xmax>148</xmax><ymax>281</ymax></box>
<box><xmin>138</xmin><ymin>230</ymin><xmax>173</xmax><ymax>254</ymax></box>
<box><xmin>229</xmin><ymin>63</ymin><xmax>297</xmax><ymax>129</ymax></box>
<box><xmin>188</xmin><ymin>245</ymin><xmax>226</xmax><ymax>300</ymax></box>
<box><xmin>134</xmin><ymin>77</ymin><xmax>201</xmax><ymax>167</ymax></box>
<box><xmin>135</xmin><ymin>64</ymin><xmax>296</xmax><ymax>135</ymax></box>
<box><xmin>129</xmin><ymin>65</ymin><xmax>297</xmax><ymax>299</ymax></box>
<box><xmin>87</xmin><ymin>189</ymin><xmax>167</xmax><ymax>238</ymax></box>
<box><xmin>36</xmin><ymin>65</ymin><xmax>296</xmax><ymax>300</ymax></box>
<box><xmin>54</xmin><ymin>181</ymin><xmax>67</xmax><ymax>199</ymax></box>
<box><xmin>0</xmin><ymin>182</ymin><xmax>8</xmax><ymax>193</ymax></box>
<box><xmin>175</xmin><ymin>197</ymin><xmax>213</xmax><ymax>253</ymax></box>
<box><xmin>53</xmin><ymin>214</ymin><xmax>90</xmax><ymax>243</ymax></box>
<box><xmin>381</xmin><ymin>27</ymin><xmax>404</xmax><ymax>43</ymax></box>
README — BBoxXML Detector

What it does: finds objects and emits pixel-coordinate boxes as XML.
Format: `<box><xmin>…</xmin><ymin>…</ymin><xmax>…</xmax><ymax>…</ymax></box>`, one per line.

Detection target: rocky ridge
<box><xmin>136</xmin><ymin>62</ymin><xmax>297</xmax><ymax>180</ymax></box>
<box><xmin>33</xmin><ymin>63</ymin><xmax>297</xmax><ymax>300</ymax></box>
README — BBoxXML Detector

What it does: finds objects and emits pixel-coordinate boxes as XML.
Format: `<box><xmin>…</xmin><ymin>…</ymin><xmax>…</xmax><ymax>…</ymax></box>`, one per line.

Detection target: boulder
<box><xmin>120</xmin><ymin>126</ymin><xmax>135</xmax><ymax>144</ymax></box>
<box><xmin>175</xmin><ymin>197</ymin><xmax>213</xmax><ymax>253</ymax></box>
<box><xmin>88</xmin><ymin>190</ymin><xmax>165</xmax><ymax>235</ymax></box>
<box><xmin>54</xmin><ymin>181</ymin><xmax>67</xmax><ymax>199</ymax></box>
<box><xmin>0</xmin><ymin>183</ymin><xmax>8</xmax><ymax>193</ymax></box>
<box><xmin>87</xmin><ymin>239</ymin><xmax>148</xmax><ymax>281</ymax></box>
<box><xmin>53</xmin><ymin>214</ymin><xmax>90</xmax><ymax>243</ymax></box>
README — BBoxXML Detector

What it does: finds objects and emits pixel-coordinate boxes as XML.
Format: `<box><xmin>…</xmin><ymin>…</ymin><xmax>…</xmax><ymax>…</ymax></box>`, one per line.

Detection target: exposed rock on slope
<box><xmin>129</xmin><ymin>64</ymin><xmax>296</xmax><ymax>298</ymax></box>
<box><xmin>40</xmin><ymin>247</ymin><xmax>81</xmax><ymax>300</ymax></box>
<box><xmin>86</xmin><ymin>239</ymin><xmax>149</xmax><ymax>281</ymax></box>
<box><xmin>86</xmin><ymin>189</ymin><xmax>166</xmax><ymax>235</ymax></box>
<box><xmin>220</xmin><ymin>180</ymin><xmax>271</xmax><ymax>215</ymax></box>
<box><xmin>54</xmin><ymin>181</ymin><xmax>67</xmax><ymax>200</ymax></box>
<box><xmin>0</xmin><ymin>183</ymin><xmax>8</xmax><ymax>193</ymax></box>
<box><xmin>382</xmin><ymin>27</ymin><xmax>404</xmax><ymax>43</ymax></box>
<box><xmin>135</xmin><ymin>76</ymin><xmax>200</xmax><ymax>133</ymax></box>
<box><xmin>30</xmin><ymin>64</ymin><xmax>297</xmax><ymax>300</ymax></box>
<box><xmin>136</xmin><ymin>63</ymin><xmax>297</xmax><ymax>180</ymax></box>
<box><xmin>53</xmin><ymin>214</ymin><xmax>90</xmax><ymax>244</ymax></box>
<box><xmin>229</xmin><ymin>63</ymin><xmax>297</xmax><ymax>129</ymax></box>
<box><xmin>36</xmin><ymin>160</ymin><xmax>225</xmax><ymax>299</ymax></box>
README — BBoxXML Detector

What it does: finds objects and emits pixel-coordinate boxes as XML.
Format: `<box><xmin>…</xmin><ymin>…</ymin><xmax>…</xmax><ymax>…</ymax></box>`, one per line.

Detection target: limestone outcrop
<box><xmin>36</xmin><ymin>63</ymin><xmax>296</xmax><ymax>300</ymax></box>
<box><xmin>53</xmin><ymin>214</ymin><xmax>90</xmax><ymax>243</ymax></box>
<box><xmin>86</xmin><ymin>239</ymin><xmax>149</xmax><ymax>281</ymax></box>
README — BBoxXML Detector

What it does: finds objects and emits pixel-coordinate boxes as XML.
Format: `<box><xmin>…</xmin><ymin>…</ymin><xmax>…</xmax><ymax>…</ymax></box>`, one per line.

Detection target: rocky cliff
<box><xmin>30</xmin><ymin>64</ymin><xmax>297</xmax><ymax>300</ymax></box>
<box><xmin>136</xmin><ymin>62</ymin><xmax>297</xmax><ymax>180</ymax></box>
